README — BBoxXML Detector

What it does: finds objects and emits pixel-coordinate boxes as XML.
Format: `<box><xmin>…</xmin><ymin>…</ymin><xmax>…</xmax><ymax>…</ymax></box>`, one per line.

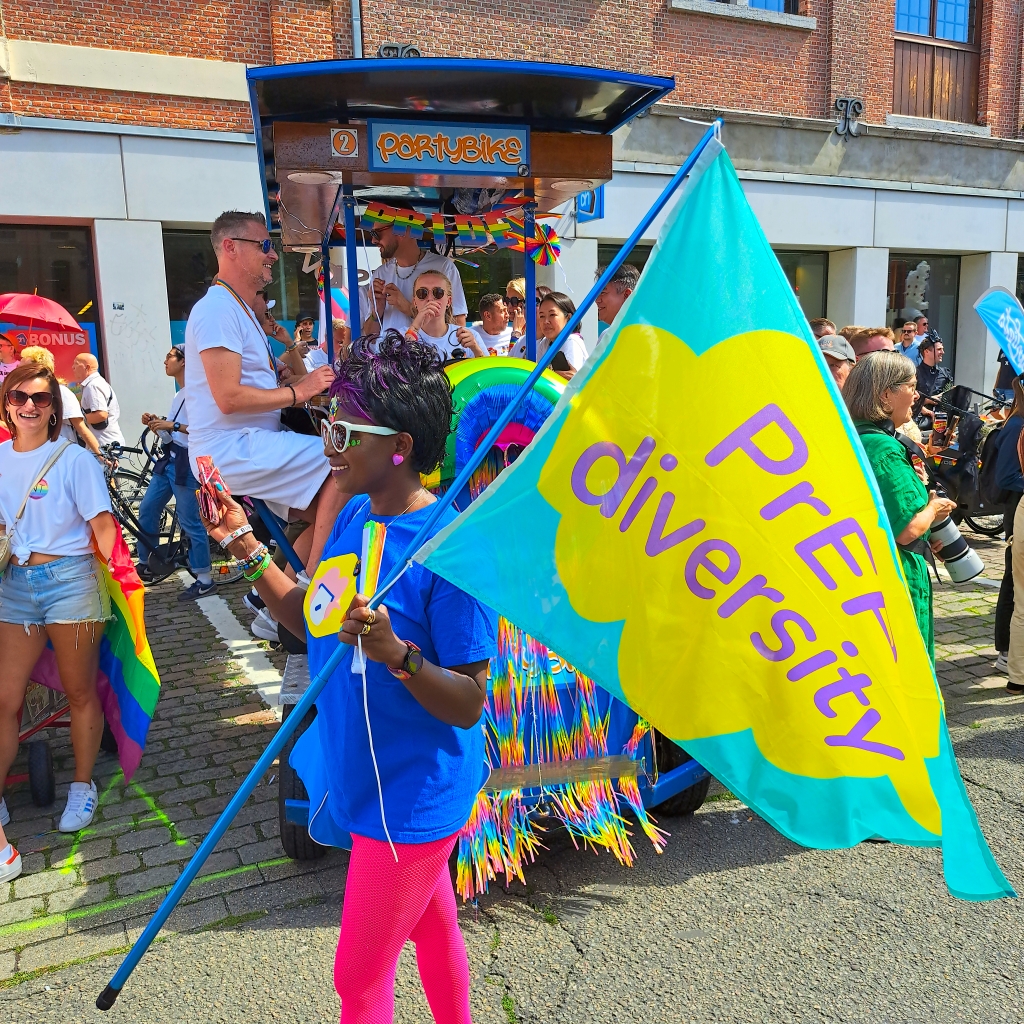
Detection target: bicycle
<box><xmin>103</xmin><ymin>431</ymin><xmax>244</xmax><ymax>586</ymax></box>
<box><xmin>102</xmin><ymin>432</ymin><xmax>193</xmax><ymax>584</ymax></box>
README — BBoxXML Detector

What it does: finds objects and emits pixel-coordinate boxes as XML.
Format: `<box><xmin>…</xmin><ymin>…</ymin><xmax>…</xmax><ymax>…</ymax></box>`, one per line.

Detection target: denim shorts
<box><xmin>0</xmin><ymin>554</ymin><xmax>111</xmax><ymax>627</ymax></box>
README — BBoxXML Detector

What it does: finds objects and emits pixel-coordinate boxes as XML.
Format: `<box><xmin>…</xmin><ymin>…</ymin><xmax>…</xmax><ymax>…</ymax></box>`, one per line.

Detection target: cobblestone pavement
<box><xmin>2</xmin><ymin>533</ymin><xmax>1022</xmax><ymax>1022</ymax></box>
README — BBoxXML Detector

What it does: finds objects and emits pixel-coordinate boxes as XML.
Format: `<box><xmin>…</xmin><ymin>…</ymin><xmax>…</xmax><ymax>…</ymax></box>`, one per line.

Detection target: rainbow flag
<box><xmin>417</xmin><ymin>138</ymin><xmax>1014</xmax><ymax>901</ymax></box>
<box><xmin>31</xmin><ymin>528</ymin><xmax>161</xmax><ymax>780</ymax></box>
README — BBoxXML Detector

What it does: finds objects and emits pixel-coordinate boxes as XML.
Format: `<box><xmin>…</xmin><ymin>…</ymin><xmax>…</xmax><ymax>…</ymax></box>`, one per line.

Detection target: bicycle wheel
<box><xmin>963</xmin><ymin>514</ymin><xmax>1005</xmax><ymax>537</ymax></box>
<box><xmin>110</xmin><ymin>471</ymin><xmax>149</xmax><ymax>523</ymax></box>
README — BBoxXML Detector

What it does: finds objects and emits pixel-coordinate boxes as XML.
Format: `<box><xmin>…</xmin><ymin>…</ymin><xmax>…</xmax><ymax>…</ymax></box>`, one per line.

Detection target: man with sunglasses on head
<box><xmin>359</xmin><ymin>222</ymin><xmax>467</xmax><ymax>336</ymax></box>
<box><xmin>185</xmin><ymin>211</ymin><xmax>349</xmax><ymax>640</ymax></box>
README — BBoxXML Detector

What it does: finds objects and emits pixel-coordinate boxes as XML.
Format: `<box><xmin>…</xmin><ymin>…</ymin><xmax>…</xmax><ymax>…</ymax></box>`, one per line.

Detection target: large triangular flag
<box><xmin>417</xmin><ymin>140</ymin><xmax>1013</xmax><ymax>901</ymax></box>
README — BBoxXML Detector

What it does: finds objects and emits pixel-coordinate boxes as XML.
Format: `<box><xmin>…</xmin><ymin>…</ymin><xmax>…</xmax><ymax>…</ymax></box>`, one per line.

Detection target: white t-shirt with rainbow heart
<box><xmin>0</xmin><ymin>440</ymin><xmax>110</xmax><ymax>563</ymax></box>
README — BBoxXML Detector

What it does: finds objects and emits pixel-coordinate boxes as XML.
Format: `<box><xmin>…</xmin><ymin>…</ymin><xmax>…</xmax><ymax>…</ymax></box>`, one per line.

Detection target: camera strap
<box><xmin>855</xmin><ymin>422</ymin><xmax>939</xmax><ymax>574</ymax></box>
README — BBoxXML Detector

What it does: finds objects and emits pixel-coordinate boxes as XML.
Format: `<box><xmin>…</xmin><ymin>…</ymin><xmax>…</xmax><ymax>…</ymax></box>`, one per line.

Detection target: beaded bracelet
<box><xmin>220</xmin><ymin>524</ymin><xmax>253</xmax><ymax>550</ymax></box>
<box><xmin>242</xmin><ymin>550</ymin><xmax>273</xmax><ymax>582</ymax></box>
<box><xmin>237</xmin><ymin>542</ymin><xmax>269</xmax><ymax>576</ymax></box>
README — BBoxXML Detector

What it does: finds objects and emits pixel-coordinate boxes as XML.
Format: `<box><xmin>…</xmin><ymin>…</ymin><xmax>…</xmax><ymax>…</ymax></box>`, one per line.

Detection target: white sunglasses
<box><xmin>321</xmin><ymin>418</ymin><xmax>398</xmax><ymax>452</ymax></box>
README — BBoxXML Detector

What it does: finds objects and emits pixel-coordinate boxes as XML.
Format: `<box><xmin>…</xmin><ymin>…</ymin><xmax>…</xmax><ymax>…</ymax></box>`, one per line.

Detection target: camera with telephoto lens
<box><xmin>929</xmin><ymin>500</ymin><xmax>984</xmax><ymax>583</ymax></box>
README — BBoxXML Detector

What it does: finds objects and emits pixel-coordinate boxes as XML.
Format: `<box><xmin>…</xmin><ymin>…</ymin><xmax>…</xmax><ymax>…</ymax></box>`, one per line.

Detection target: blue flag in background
<box><xmin>974</xmin><ymin>286</ymin><xmax>1024</xmax><ymax>374</ymax></box>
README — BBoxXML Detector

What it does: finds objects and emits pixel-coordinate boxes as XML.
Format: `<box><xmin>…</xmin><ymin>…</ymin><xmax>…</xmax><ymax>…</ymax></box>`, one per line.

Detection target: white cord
<box><xmin>354</xmin><ymin>558</ymin><xmax>415</xmax><ymax>864</ymax></box>
<box><xmin>358</xmin><ymin>632</ymin><xmax>398</xmax><ymax>862</ymax></box>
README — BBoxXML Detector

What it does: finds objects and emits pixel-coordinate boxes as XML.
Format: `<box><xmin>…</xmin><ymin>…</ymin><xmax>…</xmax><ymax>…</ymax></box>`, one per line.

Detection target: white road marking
<box><xmin>184</xmin><ymin>572</ymin><xmax>283</xmax><ymax>712</ymax></box>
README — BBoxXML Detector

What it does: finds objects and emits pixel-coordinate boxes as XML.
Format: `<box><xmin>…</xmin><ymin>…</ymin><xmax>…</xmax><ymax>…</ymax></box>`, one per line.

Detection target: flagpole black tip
<box><xmin>96</xmin><ymin>984</ymin><xmax>121</xmax><ymax>1011</ymax></box>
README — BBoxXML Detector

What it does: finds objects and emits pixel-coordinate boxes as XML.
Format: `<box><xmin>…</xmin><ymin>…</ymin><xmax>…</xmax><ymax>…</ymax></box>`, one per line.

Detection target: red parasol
<box><xmin>0</xmin><ymin>293</ymin><xmax>82</xmax><ymax>332</ymax></box>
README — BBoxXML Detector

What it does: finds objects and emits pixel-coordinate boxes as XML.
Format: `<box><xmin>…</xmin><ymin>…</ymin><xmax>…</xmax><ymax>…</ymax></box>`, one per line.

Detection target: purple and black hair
<box><xmin>328</xmin><ymin>330</ymin><xmax>453</xmax><ymax>474</ymax></box>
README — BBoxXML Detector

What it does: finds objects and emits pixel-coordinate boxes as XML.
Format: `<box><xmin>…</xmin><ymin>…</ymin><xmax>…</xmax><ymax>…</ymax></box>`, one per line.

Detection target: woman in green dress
<box><xmin>843</xmin><ymin>351</ymin><xmax>957</xmax><ymax>660</ymax></box>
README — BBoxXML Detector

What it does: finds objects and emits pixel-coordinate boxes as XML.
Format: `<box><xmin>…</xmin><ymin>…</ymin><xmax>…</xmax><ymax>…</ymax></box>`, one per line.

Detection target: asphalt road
<box><xmin>6</xmin><ymin>544</ymin><xmax>1023</xmax><ymax>1024</ymax></box>
<box><xmin>7</xmin><ymin>695</ymin><xmax>1022</xmax><ymax>1024</ymax></box>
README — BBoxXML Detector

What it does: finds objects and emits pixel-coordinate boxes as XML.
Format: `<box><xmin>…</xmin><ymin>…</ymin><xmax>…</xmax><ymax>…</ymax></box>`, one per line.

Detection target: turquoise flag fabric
<box><xmin>416</xmin><ymin>140</ymin><xmax>1014</xmax><ymax>901</ymax></box>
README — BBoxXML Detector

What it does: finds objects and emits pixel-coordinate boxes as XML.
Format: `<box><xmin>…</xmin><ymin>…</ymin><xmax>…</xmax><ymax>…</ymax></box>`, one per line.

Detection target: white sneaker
<box><xmin>995</xmin><ymin>652</ymin><xmax>1009</xmax><ymax>674</ymax></box>
<box><xmin>0</xmin><ymin>845</ymin><xmax>21</xmax><ymax>883</ymax></box>
<box><xmin>59</xmin><ymin>781</ymin><xmax>98</xmax><ymax>832</ymax></box>
<box><xmin>0</xmin><ymin>797</ymin><xmax>9</xmax><ymax>827</ymax></box>
<box><xmin>250</xmin><ymin>607</ymin><xmax>279</xmax><ymax>642</ymax></box>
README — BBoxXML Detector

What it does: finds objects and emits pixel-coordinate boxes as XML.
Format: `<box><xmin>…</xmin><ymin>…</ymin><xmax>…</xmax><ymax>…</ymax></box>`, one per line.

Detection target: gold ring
<box><xmin>360</xmin><ymin>622</ymin><xmax>372</xmax><ymax>636</ymax></box>
<box><xmin>365</xmin><ymin>609</ymin><xmax>377</xmax><ymax>625</ymax></box>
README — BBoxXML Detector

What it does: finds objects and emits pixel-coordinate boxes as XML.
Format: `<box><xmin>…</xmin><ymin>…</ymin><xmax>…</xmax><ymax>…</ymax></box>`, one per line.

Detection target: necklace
<box><xmin>393</xmin><ymin>252</ymin><xmax>424</xmax><ymax>280</ymax></box>
<box><xmin>395</xmin><ymin>489</ymin><xmax>429</xmax><ymax>517</ymax></box>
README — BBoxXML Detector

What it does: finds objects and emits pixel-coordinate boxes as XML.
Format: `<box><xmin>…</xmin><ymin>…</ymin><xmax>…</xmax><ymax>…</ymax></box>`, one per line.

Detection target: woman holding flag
<box><xmin>199</xmin><ymin>331</ymin><xmax>496</xmax><ymax>1024</ymax></box>
<box><xmin>0</xmin><ymin>364</ymin><xmax>120</xmax><ymax>878</ymax></box>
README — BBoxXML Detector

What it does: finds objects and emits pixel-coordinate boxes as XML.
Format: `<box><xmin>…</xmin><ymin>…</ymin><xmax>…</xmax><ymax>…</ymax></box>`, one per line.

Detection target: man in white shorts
<box><xmin>184</xmin><ymin>211</ymin><xmax>348</xmax><ymax>602</ymax></box>
<box><xmin>359</xmin><ymin>222</ymin><xmax>468</xmax><ymax>335</ymax></box>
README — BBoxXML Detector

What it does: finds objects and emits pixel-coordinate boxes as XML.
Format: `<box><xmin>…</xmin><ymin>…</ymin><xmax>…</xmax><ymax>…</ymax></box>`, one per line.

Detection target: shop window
<box><xmin>886</xmin><ymin>253</ymin><xmax>960</xmax><ymax>370</ymax></box>
<box><xmin>0</xmin><ymin>225</ymin><xmax>101</xmax><ymax>370</ymax></box>
<box><xmin>774</xmin><ymin>251</ymin><xmax>828</xmax><ymax>321</ymax></box>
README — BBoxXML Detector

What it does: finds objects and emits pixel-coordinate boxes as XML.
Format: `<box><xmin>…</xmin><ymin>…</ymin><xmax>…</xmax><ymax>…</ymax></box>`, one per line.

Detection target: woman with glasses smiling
<box><xmin>0</xmin><ymin>364</ymin><xmax>121</xmax><ymax>861</ymax></box>
<box><xmin>198</xmin><ymin>331</ymin><xmax>496</xmax><ymax>1023</ymax></box>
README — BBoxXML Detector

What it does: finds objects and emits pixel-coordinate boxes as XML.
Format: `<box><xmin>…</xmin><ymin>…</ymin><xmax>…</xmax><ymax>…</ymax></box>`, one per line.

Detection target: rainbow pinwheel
<box><xmin>524</xmin><ymin>222</ymin><xmax>561</xmax><ymax>265</ymax></box>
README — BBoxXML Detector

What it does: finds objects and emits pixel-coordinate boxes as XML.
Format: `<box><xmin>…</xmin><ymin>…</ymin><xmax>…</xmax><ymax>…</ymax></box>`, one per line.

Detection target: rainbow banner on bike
<box><xmin>417</xmin><ymin>139</ymin><xmax>1014</xmax><ymax>901</ymax></box>
<box><xmin>31</xmin><ymin>527</ymin><xmax>161</xmax><ymax>781</ymax></box>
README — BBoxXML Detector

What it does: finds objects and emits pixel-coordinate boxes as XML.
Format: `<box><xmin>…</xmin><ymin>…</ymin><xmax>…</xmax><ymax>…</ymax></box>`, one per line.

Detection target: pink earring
<box><xmin>392</xmin><ymin>453</ymin><xmax>404</xmax><ymax>466</ymax></box>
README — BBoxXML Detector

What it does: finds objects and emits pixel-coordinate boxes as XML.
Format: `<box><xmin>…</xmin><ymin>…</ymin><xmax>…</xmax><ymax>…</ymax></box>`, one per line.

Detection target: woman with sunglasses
<box><xmin>199</xmin><ymin>331</ymin><xmax>496</xmax><ymax>1023</ymax></box>
<box><xmin>0</xmin><ymin>365</ymin><xmax>120</xmax><ymax>861</ymax></box>
<box><xmin>504</xmin><ymin>277</ymin><xmax>528</xmax><ymax>337</ymax></box>
<box><xmin>406</xmin><ymin>271</ymin><xmax>486</xmax><ymax>361</ymax></box>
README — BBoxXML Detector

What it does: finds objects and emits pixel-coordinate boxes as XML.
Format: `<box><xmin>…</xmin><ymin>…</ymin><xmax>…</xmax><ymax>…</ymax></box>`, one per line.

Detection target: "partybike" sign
<box><xmin>367</xmin><ymin>120</ymin><xmax>529</xmax><ymax>176</ymax></box>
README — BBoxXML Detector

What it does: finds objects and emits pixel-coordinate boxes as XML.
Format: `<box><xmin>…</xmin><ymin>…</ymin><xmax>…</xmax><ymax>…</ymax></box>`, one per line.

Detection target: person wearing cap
<box><xmin>817</xmin><ymin>334</ymin><xmax>856</xmax><ymax>390</ymax></box>
<box><xmin>849</xmin><ymin>327</ymin><xmax>895</xmax><ymax>361</ymax></box>
<box><xmin>915</xmin><ymin>335</ymin><xmax>952</xmax><ymax>401</ymax></box>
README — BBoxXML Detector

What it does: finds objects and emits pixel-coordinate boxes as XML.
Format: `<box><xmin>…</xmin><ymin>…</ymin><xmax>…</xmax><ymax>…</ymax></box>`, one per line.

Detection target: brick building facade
<box><xmin>1</xmin><ymin>0</ymin><xmax>1022</xmax><ymax>423</ymax></box>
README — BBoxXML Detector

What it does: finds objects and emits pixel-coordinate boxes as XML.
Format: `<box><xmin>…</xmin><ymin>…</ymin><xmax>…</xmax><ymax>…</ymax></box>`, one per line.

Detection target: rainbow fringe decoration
<box><xmin>30</xmin><ymin>526</ymin><xmax>161</xmax><ymax>781</ymax></box>
<box><xmin>456</xmin><ymin>619</ymin><xmax>667</xmax><ymax>900</ymax></box>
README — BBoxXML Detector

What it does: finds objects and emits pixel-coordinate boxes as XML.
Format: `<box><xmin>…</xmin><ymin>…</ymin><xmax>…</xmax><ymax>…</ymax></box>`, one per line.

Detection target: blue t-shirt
<box><xmin>300</xmin><ymin>496</ymin><xmax>497</xmax><ymax>844</ymax></box>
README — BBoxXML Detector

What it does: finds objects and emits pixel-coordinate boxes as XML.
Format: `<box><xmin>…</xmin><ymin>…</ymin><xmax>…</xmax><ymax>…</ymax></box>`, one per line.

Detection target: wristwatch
<box><xmin>387</xmin><ymin>640</ymin><xmax>423</xmax><ymax>681</ymax></box>
<box><xmin>171</xmin><ymin>421</ymin><xmax>181</xmax><ymax>432</ymax></box>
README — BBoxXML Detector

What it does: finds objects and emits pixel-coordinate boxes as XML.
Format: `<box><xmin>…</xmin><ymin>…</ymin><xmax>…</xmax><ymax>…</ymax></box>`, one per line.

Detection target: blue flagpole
<box><xmin>95</xmin><ymin>116</ymin><xmax>722</xmax><ymax>1011</ymax></box>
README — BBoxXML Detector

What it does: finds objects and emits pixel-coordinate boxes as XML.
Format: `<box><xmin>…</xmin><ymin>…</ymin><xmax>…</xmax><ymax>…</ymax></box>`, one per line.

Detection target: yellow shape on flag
<box><xmin>539</xmin><ymin>325</ymin><xmax>942</xmax><ymax>835</ymax></box>
<box><xmin>303</xmin><ymin>553</ymin><xmax>358</xmax><ymax>638</ymax></box>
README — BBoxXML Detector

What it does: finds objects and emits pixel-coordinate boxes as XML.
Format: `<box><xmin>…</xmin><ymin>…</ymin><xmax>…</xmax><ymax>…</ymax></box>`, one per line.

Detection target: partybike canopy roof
<box><xmin>245</xmin><ymin>59</ymin><xmax>675</xmax><ymax>249</ymax></box>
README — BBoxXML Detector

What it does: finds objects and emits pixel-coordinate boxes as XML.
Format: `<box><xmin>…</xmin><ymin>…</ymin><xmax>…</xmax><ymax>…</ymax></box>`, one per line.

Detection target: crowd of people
<box><xmin>2</xmin><ymin>204</ymin><xmax>1021</xmax><ymax>1020</ymax></box>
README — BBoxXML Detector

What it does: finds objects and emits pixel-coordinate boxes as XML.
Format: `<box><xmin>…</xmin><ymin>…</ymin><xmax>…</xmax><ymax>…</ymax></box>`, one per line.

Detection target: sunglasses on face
<box><xmin>370</xmin><ymin>229</ymin><xmax>389</xmax><ymax>242</ymax></box>
<box><xmin>230</xmin><ymin>237</ymin><xmax>274</xmax><ymax>254</ymax></box>
<box><xmin>415</xmin><ymin>287</ymin><xmax>448</xmax><ymax>301</ymax></box>
<box><xmin>321</xmin><ymin>418</ymin><xmax>399</xmax><ymax>453</ymax></box>
<box><xmin>6</xmin><ymin>389</ymin><xmax>53</xmax><ymax>409</ymax></box>
<box><xmin>505</xmin><ymin>296</ymin><xmax>523</xmax><ymax>307</ymax></box>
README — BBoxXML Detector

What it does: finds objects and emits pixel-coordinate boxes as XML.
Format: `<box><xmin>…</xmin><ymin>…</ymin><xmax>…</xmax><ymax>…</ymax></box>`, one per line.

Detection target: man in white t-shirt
<box><xmin>71</xmin><ymin>353</ymin><xmax>124</xmax><ymax>448</ymax></box>
<box><xmin>359</xmin><ymin>222</ymin><xmax>467</xmax><ymax>335</ymax></box>
<box><xmin>471</xmin><ymin>294</ymin><xmax>514</xmax><ymax>356</ymax></box>
<box><xmin>184</xmin><ymin>211</ymin><xmax>344</xmax><ymax>603</ymax></box>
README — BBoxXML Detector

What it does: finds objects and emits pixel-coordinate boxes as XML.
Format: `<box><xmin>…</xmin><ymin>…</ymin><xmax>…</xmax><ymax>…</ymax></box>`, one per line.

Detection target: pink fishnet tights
<box><xmin>334</xmin><ymin>833</ymin><xmax>472</xmax><ymax>1024</ymax></box>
